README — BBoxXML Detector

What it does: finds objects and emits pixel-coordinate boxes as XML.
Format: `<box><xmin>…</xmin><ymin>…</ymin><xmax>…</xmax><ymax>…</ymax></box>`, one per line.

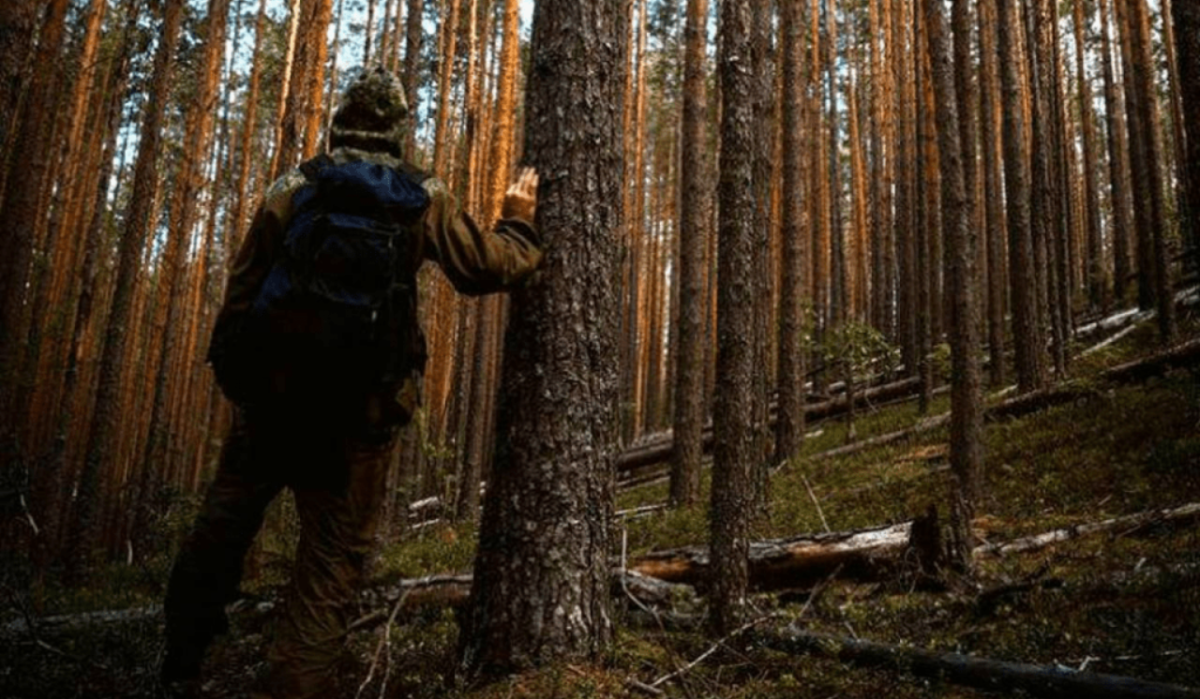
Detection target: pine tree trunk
<box><xmin>1099</xmin><ymin>0</ymin><xmax>1135</xmax><ymax>304</ymax></box>
<box><xmin>774</xmin><ymin>0</ymin><xmax>806</xmax><ymax>467</ymax></box>
<box><xmin>1122</xmin><ymin>0</ymin><xmax>1176</xmax><ymax>341</ymax></box>
<box><xmin>710</xmin><ymin>0</ymin><xmax>755</xmax><ymax>637</ymax></box>
<box><xmin>999</xmin><ymin>0</ymin><xmax>1044</xmax><ymax>394</ymax></box>
<box><xmin>1176</xmin><ymin>0</ymin><xmax>1200</xmax><ymax>268</ymax></box>
<box><xmin>924</xmin><ymin>0</ymin><xmax>983</xmax><ymax>572</ymax></box>
<box><xmin>459</xmin><ymin>0</ymin><xmax>624</xmax><ymax>676</ymax></box>
<box><xmin>403</xmin><ymin>0</ymin><xmax>424</xmax><ymax>159</ymax></box>
<box><xmin>1074</xmin><ymin>0</ymin><xmax>1106</xmax><ymax>309</ymax></box>
<box><xmin>978</xmin><ymin>0</ymin><xmax>1007</xmax><ymax>388</ymax></box>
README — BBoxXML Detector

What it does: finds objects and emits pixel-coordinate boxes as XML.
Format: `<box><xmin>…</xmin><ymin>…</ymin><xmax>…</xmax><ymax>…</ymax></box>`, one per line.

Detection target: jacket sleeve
<box><xmin>420</xmin><ymin>178</ymin><xmax>543</xmax><ymax>295</ymax></box>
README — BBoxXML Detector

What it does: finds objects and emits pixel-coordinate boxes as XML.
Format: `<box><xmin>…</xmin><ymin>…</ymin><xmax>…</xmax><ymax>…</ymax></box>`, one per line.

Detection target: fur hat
<box><xmin>328</xmin><ymin>66</ymin><xmax>408</xmax><ymax>157</ymax></box>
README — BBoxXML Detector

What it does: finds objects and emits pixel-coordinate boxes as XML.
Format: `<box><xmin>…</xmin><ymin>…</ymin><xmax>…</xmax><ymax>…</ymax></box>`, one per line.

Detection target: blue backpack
<box><xmin>211</xmin><ymin>155</ymin><xmax>431</xmax><ymax>407</ymax></box>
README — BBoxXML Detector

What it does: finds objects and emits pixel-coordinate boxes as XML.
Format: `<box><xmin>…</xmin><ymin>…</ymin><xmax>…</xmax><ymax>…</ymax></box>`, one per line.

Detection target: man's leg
<box><xmin>163</xmin><ymin>411</ymin><xmax>283</xmax><ymax>682</ymax></box>
<box><xmin>265</xmin><ymin>431</ymin><xmax>395</xmax><ymax>699</ymax></box>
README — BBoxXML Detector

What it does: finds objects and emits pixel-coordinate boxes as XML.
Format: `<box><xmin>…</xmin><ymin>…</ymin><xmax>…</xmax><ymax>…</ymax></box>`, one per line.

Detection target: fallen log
<box><xmin>975</xmin><ymin>503</ymin><xmax>1200</xmax><ymax>557</ymax></box>
<box><xmin>753</xmin><ymin>627</ymin><xmax>1200</xmax><ymax>699</ymax></box>
<box><xmin>629</xmin><ymin>520</ymin><xmax>925</xmax><ymax>590</ymax></box>
<box><xmin>629</xmin><ymin>503</ymin><xmax>1200</xmax><ymax>592</ymax></box>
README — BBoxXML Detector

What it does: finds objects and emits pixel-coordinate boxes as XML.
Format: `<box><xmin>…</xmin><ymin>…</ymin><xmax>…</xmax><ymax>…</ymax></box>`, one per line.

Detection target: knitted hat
<box><xmin>328</xmin><ymin>66</ymin><xmax>408</xmax><ymax>157</ymax></box>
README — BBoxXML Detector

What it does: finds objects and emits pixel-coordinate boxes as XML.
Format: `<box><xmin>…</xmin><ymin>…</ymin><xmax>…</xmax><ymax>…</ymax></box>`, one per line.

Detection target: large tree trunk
<box><xmin>1123</xmin><ymin>0</ymin><xmax>1176</xmax><ymax>343</ymax></box>
<box><xmin>925</xmin><ymin>0</ymin><xmax>983</xmax><ymax>572</ymax></box>
<box><xmin>670</xmin><ymin>0</ymin><xmax>710</xmax><ymax>507</ymax></box>
<box><xmin>710</xmin><ymin>0</ymin><xmax>756</xmax><ymax>636</ymax></box>
<box><xmin>458</xmin><ymin>0</ymin><xmax>625</xmax><ymax>677</ymax></box>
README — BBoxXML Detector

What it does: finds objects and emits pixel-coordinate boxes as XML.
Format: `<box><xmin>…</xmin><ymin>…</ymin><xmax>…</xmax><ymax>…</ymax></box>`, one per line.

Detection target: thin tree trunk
<box><xmin>1099</xmin><ymin>0</ymin><xmax>1134</xmax><ymax>303</ymax></box>
<box><xmin>979</xmin><ymin>0</ymin><xmax>1006</xmax><ymax>387</ymax></box>
<box><xmin>999</xmin><ymin>0</ymin><xmax>1044</xmax><ymax>393</ymax></box>
<box><xmin>774</xmin><ymin>0</ymin><xmax>806</xmax><ymax>467</ymax></box>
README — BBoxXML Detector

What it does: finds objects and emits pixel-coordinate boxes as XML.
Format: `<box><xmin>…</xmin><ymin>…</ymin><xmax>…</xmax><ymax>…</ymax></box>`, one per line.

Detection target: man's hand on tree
<box><xmin>501</xmin><ymin>167</ymin><xmax>539</xmax><ymax>222</ymax></box>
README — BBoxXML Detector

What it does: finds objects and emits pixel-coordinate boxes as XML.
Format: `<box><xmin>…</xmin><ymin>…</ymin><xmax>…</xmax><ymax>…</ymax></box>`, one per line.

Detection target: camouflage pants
<box><xmin>164</xmin><ymin>407</ymin><xmax>396</xmax><ymax>699</ymax></box>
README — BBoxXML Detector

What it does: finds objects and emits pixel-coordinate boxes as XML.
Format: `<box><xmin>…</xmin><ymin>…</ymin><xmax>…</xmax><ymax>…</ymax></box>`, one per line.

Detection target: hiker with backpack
<box><xmin>160</xmin><ymin>66</ymin><xmax>543</xmax><ymax>698</ymax></box>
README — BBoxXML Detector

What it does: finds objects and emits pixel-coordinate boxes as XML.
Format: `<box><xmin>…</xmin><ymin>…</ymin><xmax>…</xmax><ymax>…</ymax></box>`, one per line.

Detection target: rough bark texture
<box><xmin>459</xmin><ymin>0</ymin><xmax>625</xmax><ymax>677</ymax></box>
<box><xmin>1174</xmin><ymin>0</ymin><xmax>1200</xmax><ymax>284</ymax></box>
<box><xmin>670</xmin><ymin>0</ymin><xmax>710</xmax><ymax>507</ymax></box>
<box><xmin>925</xmin><ymin>0</ymin><xmax>983</xmax><ymax>572</ymax></box>
<box><xmin>775</xmin><ymin>0</ymin><xmax>806</xmax><ymax>467</ymax></box>
<box><xmin>1123</xmin><ymin>0</ymin><xmax>1175</xmax><ymax>342</ymax></box>
<box><xmin>710</xmin><ymin>0</ymin><xmax>755</xmax><ymax>636</ymax></box>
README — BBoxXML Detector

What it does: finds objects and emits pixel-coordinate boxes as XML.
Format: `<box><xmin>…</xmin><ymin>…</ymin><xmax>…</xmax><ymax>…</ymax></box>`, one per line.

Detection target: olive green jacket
<box><xmin>211</xmin><ymin>147</ymin><xmax>542</xmax><ymax>424</ymax></box>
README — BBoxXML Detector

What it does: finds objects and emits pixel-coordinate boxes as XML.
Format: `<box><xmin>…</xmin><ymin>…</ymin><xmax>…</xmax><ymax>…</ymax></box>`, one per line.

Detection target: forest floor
<box><xmin>4</xmin><ymin>313</ymin><xmax>1200</xmax><ymax>698</ymax></box>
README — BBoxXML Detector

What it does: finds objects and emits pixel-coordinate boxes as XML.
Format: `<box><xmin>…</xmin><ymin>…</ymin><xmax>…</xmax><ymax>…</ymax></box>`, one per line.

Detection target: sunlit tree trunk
<box><xmin>402</xmin><ymin>0</ymin><xmax>424</xmax><ymax>159</ymax></box>
<box><xmin>433</xmin><ymin>0</ymin><xmax>463</xmax><ymax>178</ymax></box>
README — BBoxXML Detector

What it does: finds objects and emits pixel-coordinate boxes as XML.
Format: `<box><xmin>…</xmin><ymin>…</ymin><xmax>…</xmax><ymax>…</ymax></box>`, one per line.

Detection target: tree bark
<box><xmin>775</xmin><ymin>0</ymin><xmax>806</xmax><ymax>468</ymax></box>
<box><xmin>998</xmin><ymin>0</ymin><xmax>1045</xmax><ymax>394</ymax></box>
<box><xmin>670</xmin><ymin>0</ymin><xmax>710</xmax><ymax>508</ymax></box>
<box><xmin>1099</xmin><ymin>0</ymin><xmax>1135</xmax><ymax>304</ymax></box>
<box><xmin>925</xmin><ymin>0</ymin><xmax>983</xmax><ymax>572</ymax></box>
<box><xmin>709</xmin><ymin>0</ymin><xmax>756</xmax><ymax>636</ymax></box>
<box><xmin>459</xmin><ymin>0</ymin><xmax>625</xmax><ymax>676</ymax></box>
<box><xmin>1173</xmin><ymin>0</ymin><xmax>1200</xmax><ymax>289</ymax></box>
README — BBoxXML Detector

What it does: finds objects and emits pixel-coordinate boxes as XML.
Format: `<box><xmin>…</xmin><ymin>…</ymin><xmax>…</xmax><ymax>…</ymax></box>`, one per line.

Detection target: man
<box><xmin>161</xmin><ymin>66</ymin><xmax>542</xmax><ymax>698</ymax></box>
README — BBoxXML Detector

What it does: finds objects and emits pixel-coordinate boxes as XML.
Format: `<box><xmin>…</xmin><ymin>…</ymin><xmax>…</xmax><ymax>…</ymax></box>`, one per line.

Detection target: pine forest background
<box><xmin>1</xmin><ymin>0</ymin><xmax>1198</xmax><ymax>593</ymax></box>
